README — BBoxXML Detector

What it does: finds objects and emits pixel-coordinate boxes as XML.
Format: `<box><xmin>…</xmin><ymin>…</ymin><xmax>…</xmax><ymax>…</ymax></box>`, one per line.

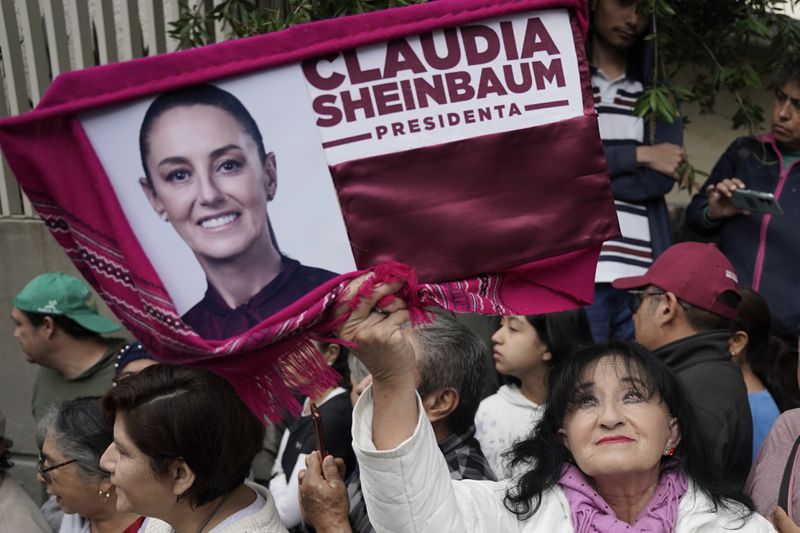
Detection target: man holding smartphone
<box><xmin>686</xmin><ymin>57</ymin><xmax>800</xmax><ymax>343</ymax></box>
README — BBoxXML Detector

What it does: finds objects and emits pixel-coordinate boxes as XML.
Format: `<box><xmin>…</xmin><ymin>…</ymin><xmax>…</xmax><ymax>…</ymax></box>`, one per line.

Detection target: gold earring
<box><xmin>98</xmin><ymin>489</ymin><xmax>111</xmax><ymax>502</ymax></box>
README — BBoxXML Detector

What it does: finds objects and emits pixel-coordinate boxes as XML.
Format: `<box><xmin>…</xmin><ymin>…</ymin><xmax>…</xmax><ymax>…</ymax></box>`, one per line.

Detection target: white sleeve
<box><xmin>268</xmin><ymin>451</ymin><xmax>307</xmax><ymax>529</ymax></box>
<box><xmin>352</xmin><ymin>386</ymin><xmax>525</xmax><ymax>533</ymax></box>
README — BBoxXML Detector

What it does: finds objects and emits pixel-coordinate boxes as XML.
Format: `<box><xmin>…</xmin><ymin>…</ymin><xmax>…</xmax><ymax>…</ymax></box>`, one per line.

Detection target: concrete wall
<box><xmin>0</xmin><ymin>218</ymin><xmax>122</xmax><ymax>502</ymax></box>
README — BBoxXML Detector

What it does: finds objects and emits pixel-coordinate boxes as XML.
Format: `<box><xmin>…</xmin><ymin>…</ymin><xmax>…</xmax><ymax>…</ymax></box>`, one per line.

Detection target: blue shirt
<box><xmin>749</xmin><ymin>389</ymin><xmax>781</xmax><ymax>462</ymax></box>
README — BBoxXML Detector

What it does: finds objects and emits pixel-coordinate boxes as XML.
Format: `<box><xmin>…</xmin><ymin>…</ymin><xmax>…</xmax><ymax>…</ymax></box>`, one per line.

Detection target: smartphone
<box><xmin>731</xmin><ymin>189</ymin><xmax>783</xmax><ymax>216</ymax></box>
<box><xmin>309</xmin><ymin>402</ymin><xmax>327</xmax><ymax>458</ymax></box>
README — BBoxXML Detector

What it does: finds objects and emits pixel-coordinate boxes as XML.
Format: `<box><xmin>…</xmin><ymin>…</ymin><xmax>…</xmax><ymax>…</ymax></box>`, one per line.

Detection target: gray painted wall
<box><xmin>0</xmin><ymin>218</ymin><xmax>124</xmax><ymax>502</ymax></box>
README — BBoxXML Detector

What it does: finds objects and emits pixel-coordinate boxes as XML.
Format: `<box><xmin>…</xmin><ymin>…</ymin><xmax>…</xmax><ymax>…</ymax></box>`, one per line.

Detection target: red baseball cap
<box><xmin>612</xmin><ymin>242</ymin><xmax>740</xmax><ymax>320</ymax></box>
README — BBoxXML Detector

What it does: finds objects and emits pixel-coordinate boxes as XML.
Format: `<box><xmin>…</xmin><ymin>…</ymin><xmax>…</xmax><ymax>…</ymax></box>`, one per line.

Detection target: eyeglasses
<box><xmin>37</xmin><ymin>453</ymin><xmax>77</xmax><ymax>484</ymax></box>
<box><xmin>627</xmin><ymin>290</ymin><xmax>666</xmax><ymax>314</ymax></box>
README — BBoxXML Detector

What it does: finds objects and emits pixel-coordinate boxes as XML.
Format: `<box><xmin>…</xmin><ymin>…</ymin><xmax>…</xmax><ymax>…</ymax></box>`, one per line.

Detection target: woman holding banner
<box><xmin>138</xmin><ymin>84</ymin><xmax>336</xmax><ymax>340</ymax></box>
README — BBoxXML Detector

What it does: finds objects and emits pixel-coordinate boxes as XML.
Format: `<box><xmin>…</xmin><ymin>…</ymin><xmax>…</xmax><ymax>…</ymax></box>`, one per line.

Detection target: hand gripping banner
<box><xmin>0</xmin><ymin>0</ymin><xmax>618</xmax><ymax>420</ymax></box>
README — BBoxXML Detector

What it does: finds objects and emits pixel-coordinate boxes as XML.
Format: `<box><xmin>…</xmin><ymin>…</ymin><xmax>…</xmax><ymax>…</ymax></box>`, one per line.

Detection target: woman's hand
<box><xmin>773</xmin><ymin>507</ymin><xmax>800</xmax><ymax>533</ymax></box>
<box><xmin>334</xmin><ymin>275</ymin><xmax>415</xmax><ymax>387</ymax></box>
<box><xmin>298</xmin><ymin>452</ymin><xmax>352</xmax><ymax>533</ymax></box>
<box><xmin>334</xmin><ymin>274</ymin><xmax>420</xmax><ymax>450</ymax></box>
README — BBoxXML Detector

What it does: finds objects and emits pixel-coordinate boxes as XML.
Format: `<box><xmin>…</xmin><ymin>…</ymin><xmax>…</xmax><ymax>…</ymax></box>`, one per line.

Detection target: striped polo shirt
<box><xmin>592</xmin><ymin>68</ymin><xmax>654</xmax><ymax>282</ymax></box>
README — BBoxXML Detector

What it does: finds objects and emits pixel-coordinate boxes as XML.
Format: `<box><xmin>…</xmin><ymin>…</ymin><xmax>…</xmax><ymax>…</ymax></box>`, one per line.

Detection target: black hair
<box><xmin>23</xmin><ymin>310</ymin><xmax>101</xmax><ymax>340</ymax></box>
<box><xmin>772</xmin><ymin>56</ymin><xmax>800</xmax><ymax>90</ymax></box>
<box><xmin>103</xmin><ymin>365</ymin><xmax>265</xmax><ymax>508</ymax></box>
<box><xmin>503</xmin><ymin>309</ymin><xmax>594</xmax><ymax>388</ymax></box>
<box><xmin>678</xmin><ymin>290</ymin><xmax>741</xmax><ymax>332</ymax></box>
<box><xmin>504</xmin><ymin>341</ymin><xmax>754</xmax><ymax>520</ymax></box>
<box><xmin>732</xmin><ymin>288</ymin><xmax>800</xmax><ymax>412</ymax></box>
<box><xmin>139</xmin><ymin>84</ymin><xmax>268</xmax><ymax>183</ymax></box>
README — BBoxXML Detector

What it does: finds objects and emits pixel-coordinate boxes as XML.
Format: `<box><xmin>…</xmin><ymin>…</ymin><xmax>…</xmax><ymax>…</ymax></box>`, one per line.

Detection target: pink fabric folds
<box><xmin>0</xmin><ymin>0</ymin><xmax>615</xmax><ymax>421</ymax></box>
<box><xmin>331</xmin><ymin>114</ymin><xmax>617</xmax><ymax>282</ymax></box>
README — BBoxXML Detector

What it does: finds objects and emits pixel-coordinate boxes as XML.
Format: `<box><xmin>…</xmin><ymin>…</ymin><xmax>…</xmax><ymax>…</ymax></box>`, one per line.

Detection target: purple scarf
<box><xmin>558</xmin><ymin>462</ymin><xmax>688</xmax><ymax>532</ymax></box>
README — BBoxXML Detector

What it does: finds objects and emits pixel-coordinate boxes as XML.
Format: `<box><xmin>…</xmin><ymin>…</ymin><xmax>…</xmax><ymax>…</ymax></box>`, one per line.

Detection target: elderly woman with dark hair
<box><xmin>335</xmin><ymin>281</ymin><xmax>774</xmax><ymax>532</ymax></box>
<box><xmin>99</xmin><ymin>364</ymin><xmax>288</xmax><ymax>533</ymax></box>
<box><xmin>37</xmin><ymin>397</ymin><xmax>143</xmax><ymax>533</ymax></box>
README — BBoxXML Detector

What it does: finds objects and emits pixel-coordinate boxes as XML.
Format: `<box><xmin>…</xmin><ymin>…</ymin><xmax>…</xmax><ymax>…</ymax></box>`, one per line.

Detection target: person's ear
<box><xmin>264</xmin><ymin>152</ymin><xmax>277</xmax><ymax>201</ymax></box>
<box><xmin>139</xmin><ymin>177</ymin><xmax>167</xmax><ymax>220</ymax></box>
<box><xmin>728</xmin><ymin>331</ymin><xmax>749</xmax><ymax>364</ymax></box>
<box><xmin>542</xmin><ymin>347</ymin><xmax>552</xmax><ymax>363</ymax></box>
<box><xmin>320</xmin><ymin>343</ymin><xmax>341</xmax><ymax>366</ymax></box>
<box><xmin>557</xmin><ymin>428</ymin><xmax>571</xmax><ymax>453</ymax></box>
<box><xmin>40</xmin><ymin>316</ymin><xmax>56</xmax><ymax>339</ymax></box>
<box><xmin>169</xmin><ymin>458</ymin><xmax>196</xmax><ymax>500</ymax></box>
<box><xmin>659</xmin><ymin>292</ymin><xmax>681</xmax><ymax>326</ymax></box>
<box><xmin>98</xmin><ymin>477</ymin><xmax>113</xmax><ymax>494</ymax></box>
<box><xmin>666</xmin><ymin>416</ymin><xmax>681</xmax><ymax>450</ymax></box>
<box><xmin>421</xmin><ymin>388</ymin><xmax>459</xmax><ymax>424</ymax></box>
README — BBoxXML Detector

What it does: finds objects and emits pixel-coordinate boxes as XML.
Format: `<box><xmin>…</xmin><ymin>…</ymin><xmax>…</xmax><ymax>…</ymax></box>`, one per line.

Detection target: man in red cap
<box><xmin>613</xmin><ymin>242</ymin><xmax>752</xmax><ymax>488</ymax></box>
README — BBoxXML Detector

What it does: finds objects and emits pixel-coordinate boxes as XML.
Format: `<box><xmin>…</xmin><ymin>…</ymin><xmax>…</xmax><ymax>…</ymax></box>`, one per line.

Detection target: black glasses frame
<box><xmin>37</xmin><ymin>453</ymin><xmax>77</xmax><ymax>484</ymax></box>
<box><xmin>627</xmin><ymin>290</ymin><xmax>667</xmax><ymax>314</ymax></box>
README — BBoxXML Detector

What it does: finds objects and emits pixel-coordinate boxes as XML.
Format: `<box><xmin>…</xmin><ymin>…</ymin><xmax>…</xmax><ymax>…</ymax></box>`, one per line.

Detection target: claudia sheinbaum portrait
<box><xmin>138</xmin><ymin>84</ymin><xmax>337</xmax><ymax>340</ymax></box>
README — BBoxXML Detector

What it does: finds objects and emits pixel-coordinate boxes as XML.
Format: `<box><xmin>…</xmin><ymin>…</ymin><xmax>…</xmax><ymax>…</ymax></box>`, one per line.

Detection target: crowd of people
<box><xmin>2</xmin><ymin>0</ymin><xmax>800</xmax><ymax>531</ymax></box>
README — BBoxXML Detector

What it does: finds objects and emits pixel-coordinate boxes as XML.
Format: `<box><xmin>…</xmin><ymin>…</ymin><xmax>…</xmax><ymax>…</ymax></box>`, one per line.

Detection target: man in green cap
<box><xmin>11</xmin><ymin>272</ymin><xmax>126</xmax><ymax>424</ymax></box>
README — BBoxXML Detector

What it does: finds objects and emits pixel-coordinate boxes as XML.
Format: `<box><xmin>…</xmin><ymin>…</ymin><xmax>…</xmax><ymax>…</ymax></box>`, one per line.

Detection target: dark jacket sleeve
<box><xmin>606</xmin><ymin>118</ymin><xmax>683</xmax><ymax>203</ymax></box>
<box><xmin>685</xmin><ymin>138</ymin><xmax>745</xmax><ymax>237</ymax></box>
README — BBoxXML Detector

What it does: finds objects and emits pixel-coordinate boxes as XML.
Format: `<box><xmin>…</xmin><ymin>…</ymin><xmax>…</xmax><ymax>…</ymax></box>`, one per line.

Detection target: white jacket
<box><xmin>474</xmin><ymin>385</ymin><xmax>544</xmax><ymax>479</ymax></box>
<box><xmin>353</xmin><ymin>388</ymin><xmax>775</xmax><ymax>533</ymax></box>
<box><xmin>140</xmin><ymin>481</ymin><xmax>288</xmax><ymax>533</ymax></box>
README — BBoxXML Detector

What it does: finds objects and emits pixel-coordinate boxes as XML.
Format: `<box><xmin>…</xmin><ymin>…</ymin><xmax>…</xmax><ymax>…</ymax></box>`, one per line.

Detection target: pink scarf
<box><xmin>558</xmin><ymin>462</ymin><xmax>688</xmax><ymax>532</ymax></box>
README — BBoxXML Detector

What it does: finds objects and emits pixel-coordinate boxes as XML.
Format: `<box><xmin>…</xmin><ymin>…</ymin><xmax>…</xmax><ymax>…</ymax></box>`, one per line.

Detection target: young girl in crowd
<box><xmin>729</xmin><ymin>288</ymin><xmax>800</xmax><ymax>460</ymax></box>
<box><xmin>474</xmin><ymin>309</ymin><xmax>592</xmax><ymax>478</ymax></box>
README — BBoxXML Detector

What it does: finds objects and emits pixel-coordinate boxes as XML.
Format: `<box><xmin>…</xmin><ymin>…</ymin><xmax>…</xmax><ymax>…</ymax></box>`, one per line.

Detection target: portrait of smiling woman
<box><xmin>138</xmin><ymin>84</ymin><xmax>337</xmax><ymax>340</ymax></box>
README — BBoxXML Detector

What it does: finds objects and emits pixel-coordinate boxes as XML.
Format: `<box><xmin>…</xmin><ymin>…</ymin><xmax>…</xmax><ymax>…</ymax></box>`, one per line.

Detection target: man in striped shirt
<box><xmin>585</xmin><ymin>0</ymin><xmax>686</xmax><ymax>342</ymax></box>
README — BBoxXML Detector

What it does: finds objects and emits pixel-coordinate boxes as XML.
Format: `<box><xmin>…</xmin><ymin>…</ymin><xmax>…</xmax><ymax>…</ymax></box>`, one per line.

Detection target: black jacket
<box><xmin>655</xmin><ymin>330</ymin><xmax>752</xmax><ymax>488</ymax></box>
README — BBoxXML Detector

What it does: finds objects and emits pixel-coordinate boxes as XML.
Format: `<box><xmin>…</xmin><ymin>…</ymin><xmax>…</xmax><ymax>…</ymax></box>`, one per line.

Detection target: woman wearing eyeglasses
<box><xmin>37</xmin><ymin>397</ymin><xmax>143</xmax><ymax>533</ymax></box>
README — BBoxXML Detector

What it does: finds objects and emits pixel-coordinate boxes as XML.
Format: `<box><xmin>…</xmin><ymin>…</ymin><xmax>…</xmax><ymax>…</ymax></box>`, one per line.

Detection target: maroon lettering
<box><xmin>399</xmin><ymin>79</ymin><xmax>416</xmax><ymax>110</ymax></box>
<box><xmin>392</xmin><ymin>122</ymin><xmax>405</xmax><ymax>135</ymax></box>
<box><xmin>520</xmin><ymin>18</ymin><xmax>560</xmax><ymax>58</ymax></box>
<box><xmin>508</xmin><ymin>102</ymin><xmax>522</xmax><ymax>116</ymax></box>
<box><xmin>447</xmin><ymin>112</ymin><xmax>460</xmax><ymax>126</ymax></box>
<box><xmin>302</xmin><ymin>54</ymin><xmax>345</xmax><ymax>91</ymax></box>
<box><xmin>476</xmin><ymin>67</ymin><xmax>508</xmax><ymax>99</ymax></box>
<box><xmin>414</xmin><ymin>75</ymin><xmax>447</xmax><ymax>108</ymax></box>
<box><xmin>344</xmin><ymin>50</ymin><xmax>382</xmax><ymax>84</ymax></box>
<box><xmin>478</xmin><ymin>107</ymin><xmax>492</xmax><ymax>121</ymax></box>
<box><xmin>461</xmin><ymin>25</ymin><xmax>500</xmax><ymax>65</ymax></box>
<box><xmin>532</xmin><ymin>58</ymin><xmax>565</xmax><ymax>88</ymax></box>
<box><xmin>408</xmin><ymin>118</ymin><xmax>421</xmax><ymax>133</ymax></box>
<box><xmin>445</xmin><ymin>71</ymin><xmax>475</xmax><ymax>102</ymax></box>
<box><xmin>424</xmin><ymin>116</ymin><xmax>436</xmax><ymax>130</ymax></box>
<box><xmin>312</xmin><ymin>94</ymin><xmax>342</xmax><ymax>127</ymax></box>
<box><xmin>373</xmin><ymin>82</ymin><xmax>404</xmax><ymax>115</ymax></box>
<box><xmin>503</xmin><ymin>63</ymin><xmax>533</xmax><ymax>93</ymax></box>
<box><xmin>493</xmin><ymin>104</ymin><xmax>506</xmax><ymax>118</ymax></box>
<box><xmin>375</xmin><ymin>124</ymin><xmax>389</xmax><ymax>139</ymax></box>
<box><xmin>384</xmin><ymin>38</ymin><xmax>427</xmax><ymax>79</ymax></box>
<box><xmin>464</xmin><ymin>109</ymin><xmax>476</xmax><ymax>124</ymax></box>
<box><xmin>341</xmin><ymin>87</ymin><xmax>376</xmax><ymax>122</ymax></box>
<box><xmin>499</xmin><ymin>21</ymin><xmax>519</xmax><ymax>61</ymax></box>
<box><xmin>420</xmin><ymin>29</ymin><xmax>461</xmax><ymax>70</ymax></box>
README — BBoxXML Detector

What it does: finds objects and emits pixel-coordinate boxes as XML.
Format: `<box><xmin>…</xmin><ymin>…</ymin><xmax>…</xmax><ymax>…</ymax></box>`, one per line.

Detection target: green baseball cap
<box><xmin>13</xmin><ymin>272</ymin><xmax>120</xmax><ymax>334</ymax></box>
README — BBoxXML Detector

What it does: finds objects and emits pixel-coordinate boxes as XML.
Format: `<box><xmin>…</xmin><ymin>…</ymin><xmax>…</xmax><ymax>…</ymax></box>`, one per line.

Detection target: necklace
<box><xmin>193</xmin><ymin>491</ymin><xmax>233</xmax><ymax>533</ymax></box>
